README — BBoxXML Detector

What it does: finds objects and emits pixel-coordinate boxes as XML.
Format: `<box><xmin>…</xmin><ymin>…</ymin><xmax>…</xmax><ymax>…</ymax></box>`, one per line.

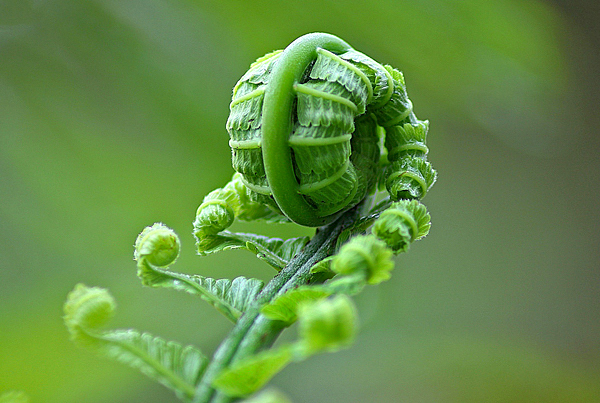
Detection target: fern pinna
<box><xmin>64</xmin><ymin>32</ymin><xmax>436</xmax><ymax>403</ymax></box>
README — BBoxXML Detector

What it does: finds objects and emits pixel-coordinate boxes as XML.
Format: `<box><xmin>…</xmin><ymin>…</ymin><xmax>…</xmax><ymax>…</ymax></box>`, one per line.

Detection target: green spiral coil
<box><xmin>227</xmin><ymin>33</ymin><xmax>435</xmax><ymax>227</ymax></box>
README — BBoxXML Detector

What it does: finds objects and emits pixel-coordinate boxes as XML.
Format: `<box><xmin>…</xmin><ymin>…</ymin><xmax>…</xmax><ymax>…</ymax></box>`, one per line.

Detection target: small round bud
<box><xmin>194</xmin><ymin>199</ymin><xmax>235</xmax><ymax>236</ymax></box>
<box><xmin>63</xmin><ymin>283</ymin><xmax>116</xmax><ymax>343</ymax></box>
<box><xmin>372</xmin><ymin>200</ymin><xmax>431</xmax><ymax>253</ymax></box>
<box><xmin>332</xmin><ymin>235</ymin><xmax>394</xmax><ymax>285</ymax></box>
<box><xmin>297</xmin><ymin>294</ymin><xmax>358</xmax><ymax>356</ymax></box>
<box><xmin>134</xmin><ymin>223</ymin><xmax>180</xmax><ymax>267</ymax></box>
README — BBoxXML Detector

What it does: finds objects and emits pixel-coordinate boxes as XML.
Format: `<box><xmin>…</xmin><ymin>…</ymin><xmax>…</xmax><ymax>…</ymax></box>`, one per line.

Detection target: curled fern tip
<box><xmin>134</xmin><ymin>223</ymin><xmax>181</xmax><ymax>267</ymax></box>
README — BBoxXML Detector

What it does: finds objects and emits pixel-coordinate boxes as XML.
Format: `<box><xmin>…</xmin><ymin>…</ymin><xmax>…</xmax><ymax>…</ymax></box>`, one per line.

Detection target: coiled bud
<box><xmin>331</xmin><ymin>235</ymin><xmax>394</xmax><ymax>284</ymax></box>
<box><xmin>227</xmin><ymin>33</ymin><xmax>434</xmax><ymax>227</ymax></box>
<box><xmin>63</xmin><ymin>284</ymin><xmax>116</xmax><ymax>344</ymax></box>
<box><xmin>134</xmin><ymin>223</ymin><xmax>180</xmax><ymax>267</ymax></box>
<box><xmin>194</xmin><ymin>191</ymin><xmax>236</xmax><ymax>238</ymax></box>
<box><xmin>372</xmin><ymin>199</ymin><xmax>431</xmax><ymax>254</ymax></box>
<box><xmin>297</xmin><ymin>294</ymin><xmax>357</xmax><ymax>355</ymax></box>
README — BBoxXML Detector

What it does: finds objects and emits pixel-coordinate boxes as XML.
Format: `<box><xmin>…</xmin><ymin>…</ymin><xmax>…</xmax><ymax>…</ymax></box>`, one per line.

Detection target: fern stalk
<box><xmin>194</xmin><ymin>203</ymin><xmax>365</xmax><ymax>403</ymax></box>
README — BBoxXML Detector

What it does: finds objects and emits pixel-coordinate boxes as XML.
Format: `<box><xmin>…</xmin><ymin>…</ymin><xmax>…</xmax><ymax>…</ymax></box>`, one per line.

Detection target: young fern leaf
<box><xmin>212</xmin><ymin>346</ymin><xmax>294</xmax><ymax>397</ymax></box>
<box><xmin>133</xmin><ymin>224</ymin><xmax>266</xmax><ymax>321</ymax></box>
<box><xmin>372</xmin><ymin>199</ymin><xmax>431</xmax><ymax>253</ymax></box>
<box><xmin>63</xmin><ymin>284</ymin><xmax>208</xmax><ymax>402</ymax></box>
<box><xmin>195</xmin><ymin>173</ymin><xmax>290</xmax><ymax>231</ymax></box>
<box><xmin>100</xmin><ymin>330</ymin><xmax>208</xmax><ymax>402</ymax></box>
<box><xmin>228</xmin><ymin>33</ymin><xmax>435</xmax><ymax>226</ymax></box>
<box><xmin>214</xmin><ymin>295</ymin><xmax>358</xmax><ymax>398</ymax></box>
<box><xmin>296</xmin><ymin>294</ymin><xmax>358</xmax><ymax>357</ymax></box>
<box><xmin>194</xmin><ymin>230</ymin><xmax>309</xmax><ymax>272</ymax></box>
<box><xmin>331</xmin><ymin>234</ymin><xmax>395</xmax><ymax>285</ymax></box>
<box><xmin>137</xmin><ymin>260</ymin><xmax>264</xmax><ymax>323</ymax></box>
<box><xmin>63</xmin><ymin>33</ymin><xmax>437</xmax><ymax>403</ymax></box>
<box><xmin>260</xmin><ymin>286</ymin><xmax>331</xmax><ymax>325</ymax></box>
<box><xmin>134</xmin><ymin>222</ymin><xmax>181</xmax><ymax>268</ymax></box>
<box><xmin>386</xmin><ymin>158</ymin><xmax>437</xmax><ymax>200</ymax></box>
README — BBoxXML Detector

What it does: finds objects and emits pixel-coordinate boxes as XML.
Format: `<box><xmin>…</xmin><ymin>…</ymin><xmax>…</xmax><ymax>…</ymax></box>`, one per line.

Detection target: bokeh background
<box><xmin>1</xmin><ymin>0</ymin><xmax>599</xmax><ymax>402</ymax></box>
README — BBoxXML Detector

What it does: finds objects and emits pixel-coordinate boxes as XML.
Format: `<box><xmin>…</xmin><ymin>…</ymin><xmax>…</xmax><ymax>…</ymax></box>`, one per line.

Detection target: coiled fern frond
<box><xmin>227</xmin><ymin>33</ymin><xmax>436</xmax><ymax>226</ymax></box>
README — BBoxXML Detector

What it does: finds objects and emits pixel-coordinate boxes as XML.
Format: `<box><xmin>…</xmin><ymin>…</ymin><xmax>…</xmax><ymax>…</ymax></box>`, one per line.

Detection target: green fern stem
<box><xmin>193</xmin><ymin>202</ymin><xmax>365</xmax><ymax>403</ymax></box>
<box><xmin>261</xmin><ymin>33</ymin><xmax>353</xmax><ymax>226</ymax></box>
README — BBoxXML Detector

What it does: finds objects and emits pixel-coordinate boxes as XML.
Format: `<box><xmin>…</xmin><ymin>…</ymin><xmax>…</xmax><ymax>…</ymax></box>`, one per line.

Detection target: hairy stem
<box><xmin>193</xmin><ymin>204</ymin><xmax>363</xmax><ymax>403</ymax></box>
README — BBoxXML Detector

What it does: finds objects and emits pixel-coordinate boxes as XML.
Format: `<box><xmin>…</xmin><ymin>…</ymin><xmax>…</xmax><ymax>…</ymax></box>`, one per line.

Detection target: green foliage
<box><xmin>213</xmin><ymin>295</ymin><xmax>357</xmax><ymax>397</ymax></box>
<box><xmin>261</xmin><ymin>287</ymin><xmax>331</xmax><ymax>325</ymax></box>
<box><xmin>64</xmin><ymin>284</ymin><xmax>116</xmax><ymax>345</ymax></box>
<box><xmin>332</xmin><ymin>235</ymin><xmax>395</xmax><ymax>285</ymax></box>
<box><xmin>63</xmin><ymin>33</ymin><xmax>437</xmax><ymax>403</ymax></box>
<box><xmin>63</xmin><ymin>284</ymin><xmax>208</xmax><ymax>402</ymax></box>
<box><xmin>386</xmin><ymin>158</ymin><xmax>437</xmax><ymax>200</ymax></box>
<box><xmin>372</xmin><ymin>200</ymin><xmax>431</xmax><ymax>253</ymax></box>
<box><xmin>98</xmin><ymin>330</ymin><xmax>208</xmax><ymax>402</ymax></box>
<box><xmin>194</xmin><ymin>230</ymin><xmax>309</xmax><ymax>272</ymax></box>
<box><xmin>134</xmin><ymin>223</ymin><xmax>181</xmax><ymax>267</ymax></box>
<box><xmin>227</xmin><ymin>33</ymin><xmax>433</xmax><ymax>226</ymax></box>
<box><xmin>213</xmin><ymin>346</ymin><xmax>294</xmax><ymax>397</ymax></box>
<box><xmin>138</xmin><ymin>260</ymin><xmax>264</xmax><ymax>323</ymax></box>
<box><xmin>296</xmin><ymin>295</ymin><xmax>358</xmax><ymax>356</ymax></box>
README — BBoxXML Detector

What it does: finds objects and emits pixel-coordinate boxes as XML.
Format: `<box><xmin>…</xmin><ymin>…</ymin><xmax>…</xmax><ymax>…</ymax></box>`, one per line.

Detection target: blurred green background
<box><xmin>1</xmin><ymin>0</ymin><xmax>599</xmax><ymax>402</ymax></box>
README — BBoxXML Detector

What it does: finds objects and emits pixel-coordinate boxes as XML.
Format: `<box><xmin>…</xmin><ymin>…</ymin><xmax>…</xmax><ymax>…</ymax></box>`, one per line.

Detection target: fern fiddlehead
<box><xmin>64</xmin><ymin>32</ymin><xmax>437</xmax><ymax>403</ymax></box>
<box><xmin>228</xmin><ymin>32</ymin><xmax>435</xmax><ymax>227</ymax></box>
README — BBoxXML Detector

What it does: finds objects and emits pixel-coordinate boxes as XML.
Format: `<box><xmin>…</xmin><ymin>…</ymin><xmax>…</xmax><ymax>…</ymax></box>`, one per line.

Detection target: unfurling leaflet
<box><xmin>64</xmin><ymin>283</ymin><xmax>116</xmax><ymax>345</ymax></box>
<box><xmin>63</xmin><ymin>284</ymin><xmax>209</xmax><ymax>402</ymax></box>
<box><xmin>331</xmin><ymin>235</ymin><xmax>395</xmax><ymax>285</ymax></box>
<box><xmin>372</xmin><ymin>199</ymin><xmax>431</xmax><ymax>253</ymax></box>
<box><xmin>134</xmin><ymin>222</ymin><xmax>181</xmax><ymax>267</ymax></box>
<box><xmin>297</xmin><ymin>294</ymin><xmax>358</xmax><ymax>356</ymax></box>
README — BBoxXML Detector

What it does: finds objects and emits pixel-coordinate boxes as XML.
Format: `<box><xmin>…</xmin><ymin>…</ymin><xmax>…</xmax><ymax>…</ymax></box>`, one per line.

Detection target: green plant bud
<box><xmin>134</xmin><ymin>223</ymin><xmax>181</xmax><ymax>267</ymax></box>
<box><xmin>386</xmin><ymin>157</ymin><xmax>437</xmax><ymax>200</ymax></box>
<box><xmin>331</xmin><ymin>234</ymin><xmax>394</xmax><ymax>284</ymax></box>
<box><xmin>297</xmin><ymin>294</ymin><xmax>358</xmax><ymax>356</ymax></box>
<box><xmin>227</xmin><ymin>33</ymin><xmax>429</xmax><ymax>227</ymax></box>
<box><xmin>194</xmin><ymin>199</ymin><xmax>235</xmax><ymax>236</ymax></box>
<box><xmin>372</xmin><ymin>199</ymin><xmax>431</xmax><ymax>253</ymax></box>
<box><xmin>63</xmin><ymin>283</ymin><xmax>116</xmax><ymax>344</ymax></box>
